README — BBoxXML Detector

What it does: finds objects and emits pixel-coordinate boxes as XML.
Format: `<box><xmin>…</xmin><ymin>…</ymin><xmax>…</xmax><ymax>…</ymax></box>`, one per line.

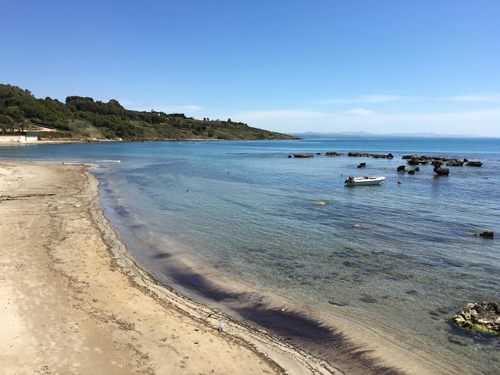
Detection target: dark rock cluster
<box><xmin>397</xmin><ymin>165</ymin><xmax>420</xmax><ymax>174</ymax></box>
<box><xmin>293</xmin><ymin>153</ymin><xmax>314</xmax><ymax>158</ymax></box>
<box><xmin>432</xmin><ymin>160</ymin><xmax>450</xmax><ymax>176</ymax></box>
<box><xmin>348</xmin><ymin>152</ymin><xmax>393</xmax><ymax>159</ymax></box>
<box><xmin>403</xmin><ymin>155</ymin><xmax>483</xmax><ymax>167</ymax></box>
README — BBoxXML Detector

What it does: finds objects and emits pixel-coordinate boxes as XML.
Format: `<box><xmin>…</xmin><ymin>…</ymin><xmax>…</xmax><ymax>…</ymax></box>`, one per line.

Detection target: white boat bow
<box><xmin>344</xmin><ymin>176</ymin><xmax>386</xmax><ymax>186</ymax></box>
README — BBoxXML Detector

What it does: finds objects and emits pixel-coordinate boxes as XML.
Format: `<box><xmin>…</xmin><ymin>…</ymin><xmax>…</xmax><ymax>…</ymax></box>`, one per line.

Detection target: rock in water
<box><xmin>432</xmin><ymin>161</ymin><xmax>450</xmax><ymax>175</ymax></box>
<box><xmin>293</xmin><ymin>153</ymin><xmax>314</xmax><ymax>158</ymax></box>
<box><xmin>452</xmin><ymin>301</ymin><xmax>500</xmax><ymax>335</ymax></box>
<box><xmin>473</xmin><ymin>231</ymin><xmax>494</xmax><ymax>238</ymax></box>
<box><xmin>446</xmin><ymin>159</ymin><xmax>464</xmax><ymax>166</ymax></box>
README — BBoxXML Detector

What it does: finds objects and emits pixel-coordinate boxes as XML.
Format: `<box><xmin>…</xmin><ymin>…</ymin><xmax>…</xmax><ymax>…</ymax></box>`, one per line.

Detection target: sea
<box><xmin>2</xmin><ymin>137</ymin><xmax>499</xmax><ymax>374</ymax></box>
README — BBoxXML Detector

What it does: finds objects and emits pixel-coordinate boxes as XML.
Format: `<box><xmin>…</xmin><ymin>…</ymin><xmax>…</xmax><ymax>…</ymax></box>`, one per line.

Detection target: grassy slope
<box><xmin>0</xmin><ymin>84</ymin><xmax>296</xmax><ymax>141</ymax></box>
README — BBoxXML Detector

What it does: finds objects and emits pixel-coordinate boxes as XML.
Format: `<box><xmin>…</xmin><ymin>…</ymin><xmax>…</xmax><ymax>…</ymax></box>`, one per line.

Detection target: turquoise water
<box><xmin>2</xmin><ymin>138</ymin><xmax>500</xmax><ymax>374</ymax></box>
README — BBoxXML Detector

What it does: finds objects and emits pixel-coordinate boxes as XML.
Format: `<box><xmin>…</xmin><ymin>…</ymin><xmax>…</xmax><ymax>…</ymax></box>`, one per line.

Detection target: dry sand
<box><xmin>0</xmin><ymin>161</ymin><xmax>340</xmax><ymax>375</ymax></box>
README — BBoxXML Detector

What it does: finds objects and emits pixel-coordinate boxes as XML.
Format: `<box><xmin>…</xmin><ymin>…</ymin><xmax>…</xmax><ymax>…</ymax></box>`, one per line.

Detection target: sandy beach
<box><xmin>0</xmin><ymin>161</ymin><xmax>340</xmax><ymax>375</ymax></box>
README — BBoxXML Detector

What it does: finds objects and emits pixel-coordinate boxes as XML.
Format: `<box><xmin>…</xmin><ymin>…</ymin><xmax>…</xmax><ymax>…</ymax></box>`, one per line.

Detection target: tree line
<box><xmin>0</xmin><ymin>84</ymin><xmax>295</xmax><ymax>141</ymax></box>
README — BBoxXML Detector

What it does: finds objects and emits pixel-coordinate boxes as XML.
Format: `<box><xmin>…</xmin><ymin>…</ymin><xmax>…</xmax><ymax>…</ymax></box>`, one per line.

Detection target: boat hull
<box><xmin>345</xmin><ymin>176</ymin><xmax>386</xmax><ymax>186</ymax></box>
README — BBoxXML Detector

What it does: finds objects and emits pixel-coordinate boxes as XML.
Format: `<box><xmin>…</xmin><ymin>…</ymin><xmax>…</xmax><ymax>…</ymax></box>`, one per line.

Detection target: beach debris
<box><xmin>473</xmin><ymin>231</ymin><xmax>494</xmax><ymax>239</ymax></box>
<box><xmin>398</xmin><ymin>180</ymin><xmax>401</xmax><ymax>184</ymax></box>
<box><xmin>218</xmin><ymin>322</ymin><xmax>225</xmax><ymax>331</ymax></box>
<box><xmin>315</xmin><ymin>201</ymin><xmax>326</xmax><ymax>205</ymax></box>
<box><xmin>74</xmin><ymin>204</ymin><xmax>81</xmax><ymax>207</ymax></box>
<box><xmin>452</xmin><ymin>301</ymin><xmax>500</xmax><ymax>335</ymax></box>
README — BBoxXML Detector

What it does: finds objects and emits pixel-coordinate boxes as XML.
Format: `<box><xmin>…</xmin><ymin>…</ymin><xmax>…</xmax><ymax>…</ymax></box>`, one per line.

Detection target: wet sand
<box><xmin>0</xmin><ymin>161</ymin><xmax>341</xmax><ymax>375</ymax></box>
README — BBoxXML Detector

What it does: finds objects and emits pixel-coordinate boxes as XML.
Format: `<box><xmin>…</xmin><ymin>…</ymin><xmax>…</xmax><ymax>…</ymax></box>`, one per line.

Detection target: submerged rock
<box><xmin>359</xmin><ymin>295</ymin><xmax>378</xmax><ymax>304</ymax></box>
<box><xmin>325</xmin><ymin>151</ymin><xmax>342</xmax><ymax>156</ymax></box>
<box><xmin>452</xmin><ymin>301</ymin><xmax>500</xmax><ymax>335</ymax></box>
<box><xmin>448</xmin><ymin>335</ymin><xmax>471</xmax><ymax>346</ymax></box>
<box><xmin>466</xmin><ymin>161</ymin><xmax>483</xmax><ymax>167</ymax></box>
<box><xmin>357</xmin><ymin>162</ymin><xmax>366</xmax><ymax>168</ymax></box>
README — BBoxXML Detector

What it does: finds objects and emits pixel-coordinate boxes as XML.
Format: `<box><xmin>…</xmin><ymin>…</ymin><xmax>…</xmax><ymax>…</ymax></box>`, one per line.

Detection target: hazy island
<box><xmin>0</xmin><ymin>84</ymin><xmax>296</xmax><ymax>142</ymax></box>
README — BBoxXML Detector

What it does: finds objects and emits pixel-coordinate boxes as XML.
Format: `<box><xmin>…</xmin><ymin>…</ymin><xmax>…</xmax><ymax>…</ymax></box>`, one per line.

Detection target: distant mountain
<box><xmin>0</xmin><ymin>84</ymin><xmax>296</xmax><ymax>141</ymax></box>
<box><xmin>291</xmin><ymin>131</ymin><xmax>483</xmax><ymax>139</ymax></box>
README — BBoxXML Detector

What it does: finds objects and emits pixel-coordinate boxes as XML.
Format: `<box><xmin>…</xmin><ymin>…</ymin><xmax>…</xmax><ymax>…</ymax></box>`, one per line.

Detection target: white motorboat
<box><xmin>344</xmin><ymin>176</ymin><xmax>386</xmax><ymax>186</ymax></box>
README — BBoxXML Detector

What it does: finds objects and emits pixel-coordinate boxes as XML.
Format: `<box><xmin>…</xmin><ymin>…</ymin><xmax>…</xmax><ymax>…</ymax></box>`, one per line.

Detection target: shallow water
<box><xmin>2</xmin><ymin>138</ymin><xmax>500</xmax><ymax>374</ymax></box>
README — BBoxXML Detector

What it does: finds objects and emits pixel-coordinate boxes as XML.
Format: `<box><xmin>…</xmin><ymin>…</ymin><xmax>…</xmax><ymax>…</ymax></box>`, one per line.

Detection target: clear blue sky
<box><xmin>2</xmin><ymin>0</ymin><xmax>499</xmax><ymax>136</ymax></box>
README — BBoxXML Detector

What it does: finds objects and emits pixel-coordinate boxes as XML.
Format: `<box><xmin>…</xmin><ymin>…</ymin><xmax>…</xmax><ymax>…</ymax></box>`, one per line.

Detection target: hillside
<box><xmin>0</xmin><ymin>84</ymin><xmax>296</xmax><ymax>141</ymax></box>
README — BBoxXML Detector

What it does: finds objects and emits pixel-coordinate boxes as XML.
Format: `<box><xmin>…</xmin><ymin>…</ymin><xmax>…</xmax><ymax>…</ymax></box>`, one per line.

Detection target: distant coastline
<box><xmin>291</xmin><ymin>131</ymin><xmax>497</xmax><ymax>139</ymax></box>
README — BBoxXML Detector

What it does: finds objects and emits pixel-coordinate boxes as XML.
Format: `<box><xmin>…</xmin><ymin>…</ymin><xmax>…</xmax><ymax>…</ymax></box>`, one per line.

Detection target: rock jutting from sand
<box><xmin>452</xmin><ymin>301</ymin><xmax>500</xmax><ymax>335</ymax></box>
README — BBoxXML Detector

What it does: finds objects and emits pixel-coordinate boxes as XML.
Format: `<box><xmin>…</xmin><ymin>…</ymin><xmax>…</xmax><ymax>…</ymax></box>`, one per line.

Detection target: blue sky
<box><xmin>2</xmin><ymin>0</ymin><xmax>499</xmax><ymax>136</ymax></box>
